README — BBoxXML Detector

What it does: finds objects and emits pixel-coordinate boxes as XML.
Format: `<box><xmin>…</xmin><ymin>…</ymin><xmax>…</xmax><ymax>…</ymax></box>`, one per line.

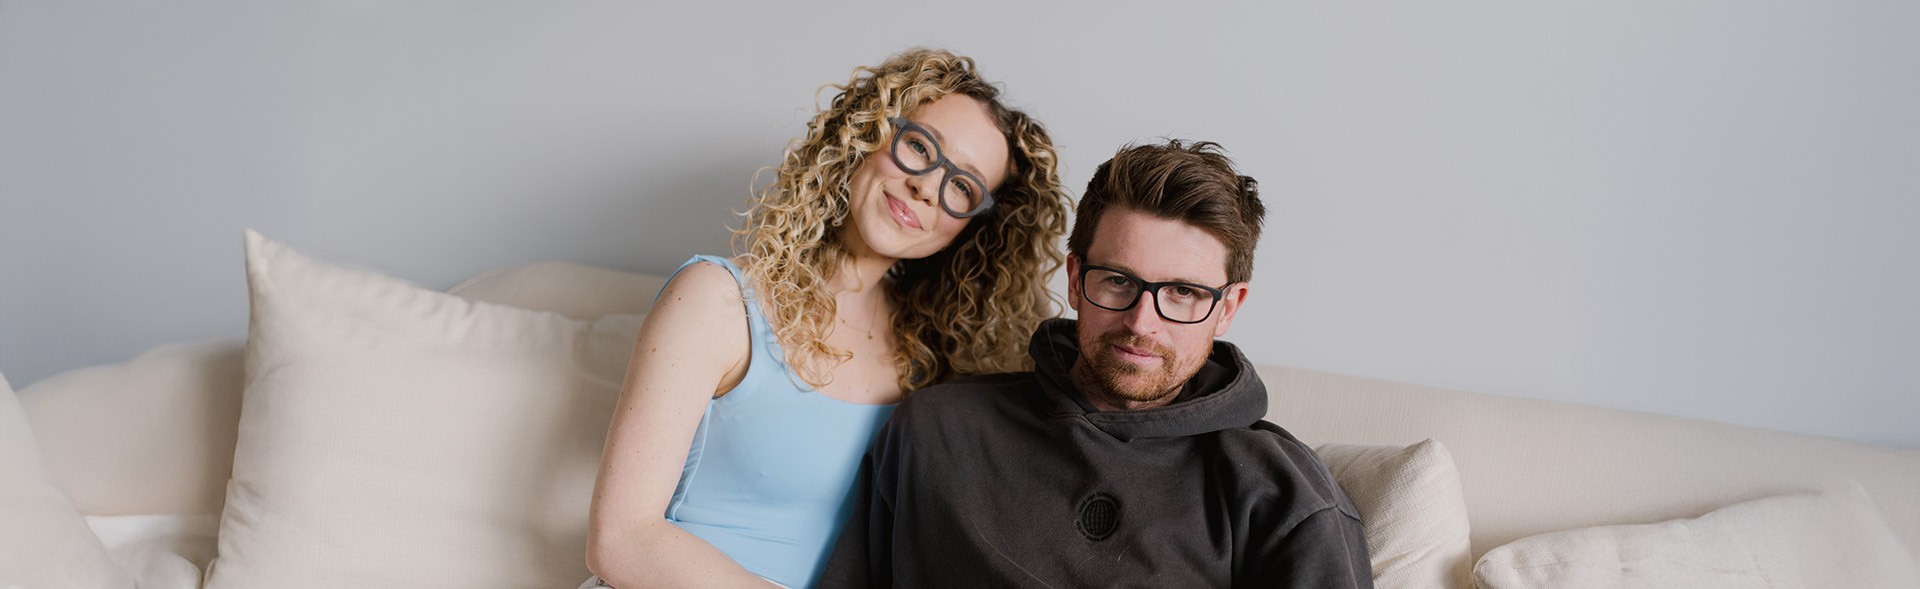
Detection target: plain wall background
<box><xmin>3</xmin><ymin>1</ymin><xmax>1915</xmax><ymax>447</ymax></box>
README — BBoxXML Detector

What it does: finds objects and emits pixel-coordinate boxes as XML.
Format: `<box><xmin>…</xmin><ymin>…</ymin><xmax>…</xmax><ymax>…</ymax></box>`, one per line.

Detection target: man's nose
<box><xmin>1121</xmin><ymin>289</ymin><xmax>1162</xmax><ymax>332</ymax></box>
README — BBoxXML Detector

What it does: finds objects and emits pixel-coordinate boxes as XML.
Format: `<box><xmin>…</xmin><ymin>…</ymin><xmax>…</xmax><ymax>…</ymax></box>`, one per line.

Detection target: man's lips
<box><xmin>1109</xmin><ymin>343</ymin><xmax>1160</xmax><ymax>363</ymax></box>
<box><xmin>885</xmin><ymin>195</ymin><xmax>923</xmax><ymax>230</ymax></box>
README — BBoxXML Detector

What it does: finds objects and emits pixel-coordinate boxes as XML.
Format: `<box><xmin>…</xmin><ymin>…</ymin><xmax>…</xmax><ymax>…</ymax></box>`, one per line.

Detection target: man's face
<box><xmin>1068</xmin><ymin>207</ymin><xmax>1249</xmax><ymax>410</ymax></box>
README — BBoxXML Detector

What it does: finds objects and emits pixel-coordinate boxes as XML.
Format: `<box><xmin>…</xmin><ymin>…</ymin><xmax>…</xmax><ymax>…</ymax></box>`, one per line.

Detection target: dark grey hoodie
<box><xmin>819</xmin><ymin>319</ymin><xmax>1373</xmax><ymax>588</ymax></box>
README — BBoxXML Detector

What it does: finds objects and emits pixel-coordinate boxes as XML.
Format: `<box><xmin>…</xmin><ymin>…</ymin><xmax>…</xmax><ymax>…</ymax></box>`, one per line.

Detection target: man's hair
<box><xmin>1068</xmin><ymin>140</ymin><xmax>1265</xmax><ymax>283</ymax></box>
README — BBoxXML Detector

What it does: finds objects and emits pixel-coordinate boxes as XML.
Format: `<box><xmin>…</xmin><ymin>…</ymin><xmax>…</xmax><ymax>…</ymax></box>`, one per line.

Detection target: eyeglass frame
<box><xmin>1076</xmin><ymin>263</ymin><xmax>1233</xmax><ymax>325</ymax></box>
<box><xmin>886</xmin><ymin>116</ymin><xmax>997</xmax><ymax>218</ymax></box>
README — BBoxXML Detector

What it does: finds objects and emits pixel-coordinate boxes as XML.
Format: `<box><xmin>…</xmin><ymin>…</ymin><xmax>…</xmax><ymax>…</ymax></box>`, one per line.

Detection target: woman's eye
<box><xmin>907</xmin><ymin>138</ymin><xmax>931</xmax><ymax>156</ymax></box>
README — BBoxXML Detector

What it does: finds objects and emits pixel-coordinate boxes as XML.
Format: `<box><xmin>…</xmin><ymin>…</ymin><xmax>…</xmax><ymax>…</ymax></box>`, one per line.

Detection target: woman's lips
<box><xmin>886</xmin><ymin>196</ymin><xmax>923</xmax><ymax>230</ymax></box>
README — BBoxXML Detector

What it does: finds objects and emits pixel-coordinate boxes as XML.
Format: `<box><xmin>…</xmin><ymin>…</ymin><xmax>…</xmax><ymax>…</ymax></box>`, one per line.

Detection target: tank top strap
<box><xmin>671</xmin><ymin>255</ymin><xmax>810</xmax><ymax>396</ymax></box>
<box><xmin>674</xmin><ymin>255</ymin><xmax>767</xmax><ymax>325</ymax></box>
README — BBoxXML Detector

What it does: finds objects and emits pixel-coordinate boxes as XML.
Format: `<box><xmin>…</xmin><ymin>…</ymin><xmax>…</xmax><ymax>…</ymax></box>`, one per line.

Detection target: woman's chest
<box><xmin>815</xmin><ymin>329</ymin><xmax>904</xmax><ymax>405</ymax></box>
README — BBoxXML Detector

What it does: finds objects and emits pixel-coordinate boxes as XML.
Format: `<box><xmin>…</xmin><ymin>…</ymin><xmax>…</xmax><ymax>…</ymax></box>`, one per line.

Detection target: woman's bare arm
<box><xmin>585</xmin><ymin>261</ymin><xmax>775</xmax><ymax>588</ymax></box>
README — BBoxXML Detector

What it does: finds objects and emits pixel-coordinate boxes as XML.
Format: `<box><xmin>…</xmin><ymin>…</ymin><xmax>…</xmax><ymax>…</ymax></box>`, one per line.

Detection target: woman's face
<box><xmin>843</xmin><ymin>94</ymin><xmax>1011</xmax><ymax>261</ymax></box>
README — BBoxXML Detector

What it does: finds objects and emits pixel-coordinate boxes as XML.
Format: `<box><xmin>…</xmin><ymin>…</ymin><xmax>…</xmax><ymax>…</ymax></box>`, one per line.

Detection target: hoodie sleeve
<box><xmin>1241</xmin><ymin>506</ymin><xmax>1374</xmax><ymax>588</ymax></box>
<box><xmin>816</xmin><ymin>420</ymin><xmax>899</xmax><ymax>588</ymax></box>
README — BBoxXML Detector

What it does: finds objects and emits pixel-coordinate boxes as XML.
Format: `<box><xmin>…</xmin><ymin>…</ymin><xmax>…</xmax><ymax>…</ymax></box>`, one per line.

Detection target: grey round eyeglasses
<box><xmin>887</xmin><ymin>116</ymin><xmax>995</xmax><ymax>218</ymax></box>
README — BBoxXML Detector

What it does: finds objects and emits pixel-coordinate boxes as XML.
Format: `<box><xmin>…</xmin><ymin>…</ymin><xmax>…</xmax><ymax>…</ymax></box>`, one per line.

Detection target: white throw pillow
<box><xmin>1315</xmin><ymin>439</ymin><xmax>1472</xmax><ymax>589</ymax></box>
<box><xmin>1474</xmin><ymin>481</ymin><xmax>1920</xmax><ymax>589</ymax></box>
<box><xmin>203</xmin><ymin>231</ymin><xmax>643</xmax><ymax>589</ymax></box>
<box><xmin>0</xmin><ymin>371</ymin><xmax>133</xmax><ymax>589</ymax></box>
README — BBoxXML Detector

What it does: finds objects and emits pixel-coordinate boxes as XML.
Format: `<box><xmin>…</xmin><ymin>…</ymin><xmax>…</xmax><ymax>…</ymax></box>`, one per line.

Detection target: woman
<box><xmin>583</xmin><ymin>49</ymin><xmax>1071</xmax><ymax>588</ymax></box>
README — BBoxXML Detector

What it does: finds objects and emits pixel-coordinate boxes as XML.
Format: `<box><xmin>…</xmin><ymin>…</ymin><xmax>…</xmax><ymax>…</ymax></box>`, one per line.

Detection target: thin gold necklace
<box><xmin>838</xmin><ymin>297</ymin><xmax>886</xmax><ymax>341</ymax></box>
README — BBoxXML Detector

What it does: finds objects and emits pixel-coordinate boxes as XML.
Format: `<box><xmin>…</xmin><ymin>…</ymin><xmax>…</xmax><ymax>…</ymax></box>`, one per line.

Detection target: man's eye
<box><xmin>1102</xmin><ymin>276</ymin><xmax>1131</xmax><ymax>287</ymax></box>
<box><xmin>1169</xmin><ymin>285</ymin><xmax>1199</xmax><ymax>298</ymax></box>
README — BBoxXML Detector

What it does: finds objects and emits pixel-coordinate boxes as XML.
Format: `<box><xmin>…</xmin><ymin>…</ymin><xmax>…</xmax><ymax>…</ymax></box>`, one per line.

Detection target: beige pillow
<box><xmin>1315</xmin><ymin>439</ymin><xmax>1472</xmax><ymax>589</ymax></box>
<box><xmin>1474</xmin><ymin>481</ymin><xmax>1920</xmax><ymax>588</ymax></box>
<box><xmin>0</xmin><ymin>371</ymin><xmax>133</xmax><ymax>589</ymax></box>
<box><xmin>203</xmin><ymin>231</ymin><xmax>642</xmax><ymax>589</ymax></box>
<box><xmin>18</xmin><ymin>340</ymin><xmax>245</xmax><ymax>517</ymax></box>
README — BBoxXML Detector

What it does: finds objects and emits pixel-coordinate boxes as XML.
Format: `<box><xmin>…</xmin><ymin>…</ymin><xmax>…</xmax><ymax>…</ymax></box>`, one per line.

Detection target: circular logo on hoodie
<box><xmin>1077</xmin><ymin>493</ymin><xmax>1120</xmax><ymax>541</ymax></box>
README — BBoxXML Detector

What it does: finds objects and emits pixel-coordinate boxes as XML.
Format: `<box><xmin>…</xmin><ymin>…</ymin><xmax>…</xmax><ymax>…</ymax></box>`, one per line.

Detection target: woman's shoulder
<box><xmin>652</xmin><ymin>257</ymin><xmax>749</xmax><ymax>317</ymax></box>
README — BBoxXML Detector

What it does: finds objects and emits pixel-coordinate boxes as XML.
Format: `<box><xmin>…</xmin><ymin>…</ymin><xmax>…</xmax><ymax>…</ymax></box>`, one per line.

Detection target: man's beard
<box><xmin>1085</xmin><ymin>332</ymin><xmax>1184</xmax><ymax>404</ymax></box>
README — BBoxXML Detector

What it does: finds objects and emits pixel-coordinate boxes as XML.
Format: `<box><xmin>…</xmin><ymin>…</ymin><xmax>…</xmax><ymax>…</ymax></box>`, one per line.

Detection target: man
<box><xmin>819</xmin><ymin>140</ymin><xmax>1373</xmax><ymax>587</ymax></box>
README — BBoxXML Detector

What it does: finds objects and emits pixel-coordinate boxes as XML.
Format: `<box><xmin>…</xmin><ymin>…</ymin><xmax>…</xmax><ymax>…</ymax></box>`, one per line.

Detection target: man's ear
<box><xmin>1212</xmin><ymin>282</ymin><xmax>1251</xmax><ymax>337</ymax></box>
<box><xmin>1065</xmin><ymin>254</ymin><xmax>1082</xmax><ymax>315</ymax></box>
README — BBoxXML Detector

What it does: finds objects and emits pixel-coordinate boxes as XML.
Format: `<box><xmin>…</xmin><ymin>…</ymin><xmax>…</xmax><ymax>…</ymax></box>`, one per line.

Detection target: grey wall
<box><xmin>4</xmin><ymin>1</ymin><xmax>1915</xmax><ymax>446</ymax></box>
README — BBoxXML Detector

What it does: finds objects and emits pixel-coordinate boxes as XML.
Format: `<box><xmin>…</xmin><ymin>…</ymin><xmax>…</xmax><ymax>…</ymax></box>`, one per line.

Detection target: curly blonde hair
<box><xmin>731</xmin><ymin>48</ymin><xmax>1071</xmax><ymax>391</ymax></box>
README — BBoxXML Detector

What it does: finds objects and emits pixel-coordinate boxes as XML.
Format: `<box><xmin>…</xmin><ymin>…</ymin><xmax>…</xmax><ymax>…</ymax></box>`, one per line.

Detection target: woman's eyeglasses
<box><xmin>888</xmin><ymin>116</ymin><xmax>996</xmax><ymax>218</ymax></box>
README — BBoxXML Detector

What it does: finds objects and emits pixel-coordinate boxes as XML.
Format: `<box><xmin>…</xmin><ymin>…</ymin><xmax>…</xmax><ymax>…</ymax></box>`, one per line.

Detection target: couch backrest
<box><xmin>1258</xmin><ymin>364</ymin><xmax>1920</xmax><ymax>562</ymax></box>
<box><xmin>18</xmin><ymin>340</ymin><xmax>244</xmax><ymax>516</ymax></box>
<box><xmin>449</xmin><ymin>261</ymin><xmax>668</xmax><ymax>320</ymax></box>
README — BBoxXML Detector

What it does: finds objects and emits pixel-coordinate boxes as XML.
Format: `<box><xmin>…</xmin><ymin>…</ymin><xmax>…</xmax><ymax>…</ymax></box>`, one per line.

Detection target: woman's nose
<box><xmin>908</xmin><ymin>172</ymin><xmax>941</xmax><ymax>206</ymax></box>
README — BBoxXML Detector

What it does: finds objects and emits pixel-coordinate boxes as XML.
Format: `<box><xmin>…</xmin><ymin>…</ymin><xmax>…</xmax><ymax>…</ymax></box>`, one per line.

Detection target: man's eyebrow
<box><xmin>919</xmin><ymin>121</ymin><xmax>988</xmax><ymax>179</ymax></box>
<box><xmin>1095</xmin><ymin>261</ymin><xmax>1214</xmax><ymax>286</ymax></box>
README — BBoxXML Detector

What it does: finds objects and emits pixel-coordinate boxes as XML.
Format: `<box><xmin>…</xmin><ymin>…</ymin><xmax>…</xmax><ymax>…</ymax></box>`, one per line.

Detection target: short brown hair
<box><xmin>1068</xmin><ymin>140</ymin><xmax>1265</xmax><ymax>282</ymax></box>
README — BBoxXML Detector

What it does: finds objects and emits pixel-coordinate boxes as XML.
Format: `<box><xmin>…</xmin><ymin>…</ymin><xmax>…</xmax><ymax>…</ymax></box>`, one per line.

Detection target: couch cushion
<box><xmin>0</xmin><ymin>370</ymin><xmax>133</xmax><ymax>588</ymax></box>
<box><xmin>203</xmin><ymin>231</ymin><xmax>643</xmax><ymax>589</ymax></box>
<box><xmin>1316</xmin><ymin>439</ymin><xmax>1472</xmax><ymax>589</ymax></box>
<box><xmin>1473</xmin><ymin>482</ymin><xmax>1920</xmax><ymax>588</ymax></box>
<box><xmin>18</xmin><ymin>340</ymin><xmax>245</xmax><ymax>517</ymax></box>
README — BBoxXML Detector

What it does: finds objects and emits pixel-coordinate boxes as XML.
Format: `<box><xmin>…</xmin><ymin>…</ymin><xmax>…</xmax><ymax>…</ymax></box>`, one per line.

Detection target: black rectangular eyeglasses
<box><xmin>1078</xmin><ymin>264</ymin><xmax>1229</xmax><ymax>324</ymax></box>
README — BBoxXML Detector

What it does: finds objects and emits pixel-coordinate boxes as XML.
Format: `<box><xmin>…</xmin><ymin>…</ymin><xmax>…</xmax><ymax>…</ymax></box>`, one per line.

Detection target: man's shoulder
<box><xmin>1217</xmin><ymin>421</ymin><xmax>1361</xmax><ymax>520</ymax></box>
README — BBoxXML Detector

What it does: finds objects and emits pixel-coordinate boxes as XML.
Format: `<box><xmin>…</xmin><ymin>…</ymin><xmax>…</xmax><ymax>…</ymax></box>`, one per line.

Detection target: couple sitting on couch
<box><xmin>582</xmin><ymin>48</ymin><xmax>1372</xmax><ymax>588</ymax></box>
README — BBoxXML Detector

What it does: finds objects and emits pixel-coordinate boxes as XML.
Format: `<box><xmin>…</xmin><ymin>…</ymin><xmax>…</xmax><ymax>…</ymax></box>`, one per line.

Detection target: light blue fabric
<box><xmin>662</xmin><ymin>255</ymin><xmax>895</xmax><ymax>589</ymax></box>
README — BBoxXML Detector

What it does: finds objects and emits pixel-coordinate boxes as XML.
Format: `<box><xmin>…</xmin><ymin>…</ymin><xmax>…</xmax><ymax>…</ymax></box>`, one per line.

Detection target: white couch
<box><xmin>6</xmin><ymin>235</ymin><xmax>1917</xmax><ymax>588</ymax></box>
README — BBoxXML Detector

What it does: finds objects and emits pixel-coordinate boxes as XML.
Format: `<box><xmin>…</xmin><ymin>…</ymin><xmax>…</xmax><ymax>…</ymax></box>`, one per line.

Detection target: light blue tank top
<box><xmin>663</xmin><ymin>255</ymin><xmax>896</xmax><ymax>588</ymax></box>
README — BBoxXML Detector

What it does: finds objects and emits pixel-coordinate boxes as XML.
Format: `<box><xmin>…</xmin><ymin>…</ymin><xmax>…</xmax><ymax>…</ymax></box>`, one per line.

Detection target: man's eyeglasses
<box><xmin>887</xmin><ymin>116</ymin><xmax>995</xmax><ymax>218</ymax></box>
<box><xmin>1078</xmin><ymin>264</ymin><xmax>1230</xmax><ymax>324</ymax></box>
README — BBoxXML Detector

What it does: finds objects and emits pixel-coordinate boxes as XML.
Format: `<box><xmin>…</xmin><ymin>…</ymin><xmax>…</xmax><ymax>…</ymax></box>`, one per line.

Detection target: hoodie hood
<box><xmin>1028</xmin><ymin>318</ymin><xmax>1267</xmax><ymax>441</ymax></box>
